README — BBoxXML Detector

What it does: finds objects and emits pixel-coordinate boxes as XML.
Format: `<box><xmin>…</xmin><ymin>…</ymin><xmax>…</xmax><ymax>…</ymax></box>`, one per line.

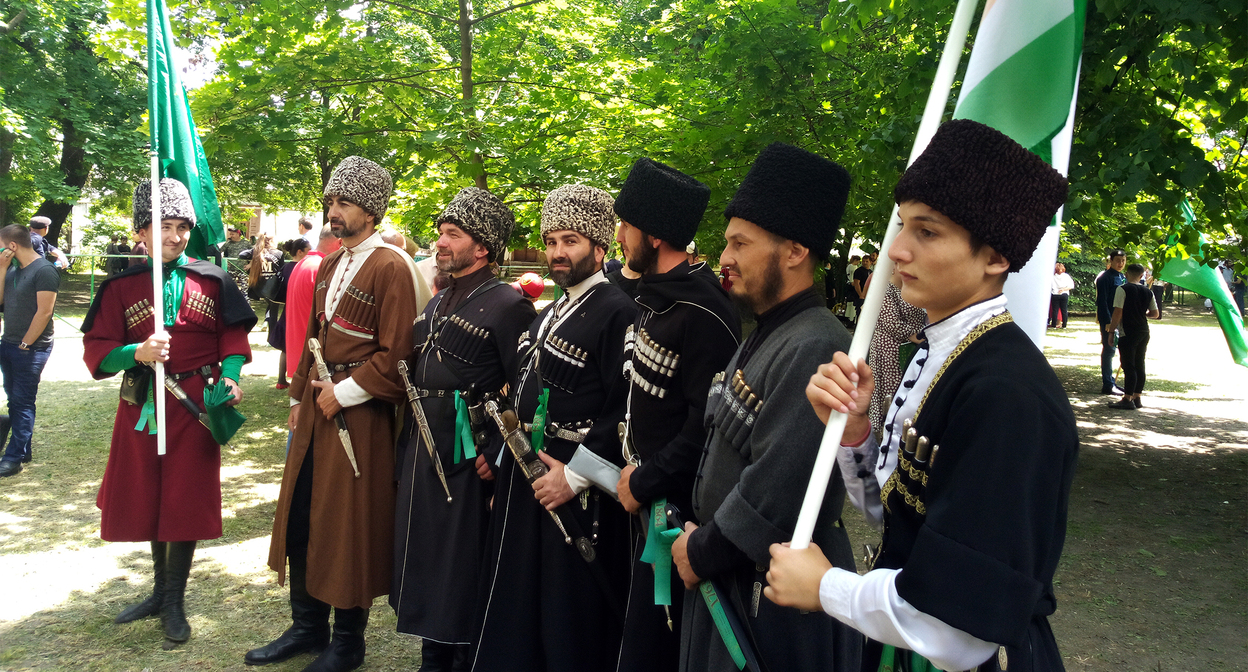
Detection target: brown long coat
<box><xmin>268</xmin><ymin>241</ymin><xmax>427</xmax><ymax>609</ymax></box>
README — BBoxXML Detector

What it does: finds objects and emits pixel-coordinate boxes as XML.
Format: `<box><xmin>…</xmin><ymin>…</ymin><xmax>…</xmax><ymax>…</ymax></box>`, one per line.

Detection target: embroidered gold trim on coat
<box><xmin>911</xmin><ymin>311</ymin><xmax>1013</xmax><ymax>425</ymax></box>
<box><xmin>897</xmin><ymin>452</ymin><xmax>929</xmax><ymax>486</ymax></box>
<box><xmin>881</xmin><ymin>311</ymin><xmax>1012</xmax><ymax>517</ymax></box>
<box><xmin>881</xmin><ymin>471</ymin><xmax>926</xmax><ymax>516</ymax></box>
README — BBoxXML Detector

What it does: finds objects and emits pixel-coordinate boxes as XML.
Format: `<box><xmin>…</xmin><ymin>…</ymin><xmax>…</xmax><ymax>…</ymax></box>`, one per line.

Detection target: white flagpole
<box><xmin>150</xmin><ymin>151</ymin><xmax>168</xmax><ymax>457</ymax></box>
<box><xmin>789</xmin><ymin>0</ymin><xmax>980</xmax><ymax>549</ymax></box>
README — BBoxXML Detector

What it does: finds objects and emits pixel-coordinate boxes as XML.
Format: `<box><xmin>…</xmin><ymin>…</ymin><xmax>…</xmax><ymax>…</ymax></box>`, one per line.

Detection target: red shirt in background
<box><xmin>285</xmin><ymin>250</ymin><xmax>326</xmax><ymax>379</ymax></box>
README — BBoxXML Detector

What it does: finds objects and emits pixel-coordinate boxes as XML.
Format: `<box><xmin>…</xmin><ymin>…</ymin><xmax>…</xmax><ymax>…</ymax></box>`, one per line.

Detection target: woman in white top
<box><xmin>1049</xmin><ymin>262</ymin><xmax>1075</xmax><ymax>328</ymax></box>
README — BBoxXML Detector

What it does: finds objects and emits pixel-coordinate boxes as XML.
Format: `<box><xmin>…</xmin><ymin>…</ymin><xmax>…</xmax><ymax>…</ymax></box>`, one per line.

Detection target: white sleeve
<box><xmin>819</xmin><ymin>567</ymin><xmax>998</xmax><ymax>672</ymax></box>
<box><xmin>333</xmin><ymin>377</ymin><xmax>374</xmax><ymax>408</ymax></box>
<box><xmin>1148</xmin><ymin>292</ymin><xmax>1158</xmax><ymax>312</ymax></box>
<box><xmin>837</xmin><ymin>432</ymin><xmax>883</xmax><ymax>529</ymax></box>
<box><xmin>563</xmin><ymin>465</ymin><xmax>590</xmax><ymax>493</ymax></box>
<box><xmin>1112</xmin><ymin>286</ymin><xmax>1126</xmax><ymax>309</ymax></box>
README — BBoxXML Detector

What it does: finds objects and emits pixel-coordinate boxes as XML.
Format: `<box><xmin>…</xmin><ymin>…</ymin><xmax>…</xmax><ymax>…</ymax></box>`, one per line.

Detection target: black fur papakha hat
<box><xmin>437</xmin><ymin>187</ymin><xmax>516</xmax><ymax>263</ymax></box>
<box><xmin>613</xmin><ymin>158</ymin><xmax>710</xmax><ymax>249</ymax></box>
<box><xmin>724</xmin><ymin>142</ymin><xmax>850</xmax><ymax>258</ymax></box>
<box><xmin>894</xmin><ymin>119</ymin><xmax>1068</xmax><ymax>272</ymax></box>
<box><xmin>133</xmin><ymin>178</ymin><xmax>197</xmax><ymax>231</ymax></box>
<box><xmin>323</xmin><ymin>156</ymin><xmax>393</xmax><ymax>222</ymax></box>
<box><xmin>541</xmin><ymin>185</ymin><xmax>617</xmax><ymax>250</ymax></box>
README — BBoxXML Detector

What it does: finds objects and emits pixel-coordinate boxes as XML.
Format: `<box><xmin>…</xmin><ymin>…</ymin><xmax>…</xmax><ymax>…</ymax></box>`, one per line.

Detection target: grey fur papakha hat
<box><xmin>323</xmin><ymin>156</ymin><xmax>393</xmax><ymax>222</ymax></box>
<box><xmin>133</xmin><ymin>178</ymin><xmax>197</xmax><ymax>232</ymax></box>
<box><xmin>894</xmin><ymin>119</ymin><xmax>1068</xmax><ymax>272</ymax></box>
<box><xmin>541</xmin><ymin>185</ymin><xmax>617</xmax><ymax>250</ymax></box>
<box><xmin>437</xmin><ymin>187</ymin><xmax>516</xmax><ymax>263</ymax></box>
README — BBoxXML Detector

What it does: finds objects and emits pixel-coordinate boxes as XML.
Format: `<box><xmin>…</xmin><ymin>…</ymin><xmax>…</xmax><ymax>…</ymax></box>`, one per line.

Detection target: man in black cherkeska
<box><xmin>669</xmin><ymin>143</ymin><xmax>860</xmax><ymax>672</ymax></box>
<box><xmin>471</xmin><ymin>185</ymin><xmax>637</xmax><ymax>672</ymax></box>
<box><xmin>611</xmin><ymin>158</ymin><xmax>740</xmax><ymax>672</ymax></box>
<box><xmin>766</xmin><ymin>119</ymin><xmax>1078</xmax><ymax>672</ymax></box>
<box><xmin>391</xmin><ymin>187</ymin><xmax>535</xmax><ymax>672</ymax></box>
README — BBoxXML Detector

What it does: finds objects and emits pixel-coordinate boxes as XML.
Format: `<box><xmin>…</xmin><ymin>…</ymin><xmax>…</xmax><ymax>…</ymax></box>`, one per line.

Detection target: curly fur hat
<box><xmin>894</xmin><ymin>119</ymin><xmax>1068</xmax><ymax>271</ymax></box>
<box><xmin>437</xmin><ymin>187</ymin><xmax>515</xmax><ymax>263</ymax></box>
<box><xmin>724</xmin><ymin>143</ymin><xmax>850</xmax><ymax>259</ymax></box>
<box><xmin>540</xmin><ymin>185</ymin><xmax>617</xmax><ymax>250</ymax></box>
<box><xmin>323</xmin><ymin>156</ymin><xmax>393</xmax><ymax>222</ymax></box>
<box><xmin>613</xmin><ymin>158</ymin><xmax>710</xmax><ymax>249</ymax></box>
<box><xmin>133</xmin><ymin>178</ymin><xmax>197</xmax><ymax>231</ymax></box>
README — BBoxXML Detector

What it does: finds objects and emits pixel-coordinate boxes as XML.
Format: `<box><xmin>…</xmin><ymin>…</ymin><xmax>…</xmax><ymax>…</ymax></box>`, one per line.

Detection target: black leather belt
<box><xmin>170</xmin><ymin>365</ymin><xmax>214</xmax><ymax>381</ymax></box>
<box><xmin>522</xmin><ymin>419</ymin><xmax>593</xmax><ymax>442</ymax></box>
<box><xmin>414</xmin><ymin>388</ymin><xmax>456</xmax><ymax>398</ymax></box>
<box><xmin>326</xmin><ymin>360</ymin><xmax>366</xmax><ymax>372</ymax></box>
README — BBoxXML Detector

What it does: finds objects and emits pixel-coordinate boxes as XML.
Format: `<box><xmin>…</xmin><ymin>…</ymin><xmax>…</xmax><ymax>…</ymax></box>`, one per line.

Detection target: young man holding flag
<box><xmin>766</xmin><ymin>120</ymin><xmax>1078</xmax><ymax>672</ymax></box>
<box><xmin>83</xmin><ymin>178</ymin><xmax>254</xmax><ymax>648</ymax></box>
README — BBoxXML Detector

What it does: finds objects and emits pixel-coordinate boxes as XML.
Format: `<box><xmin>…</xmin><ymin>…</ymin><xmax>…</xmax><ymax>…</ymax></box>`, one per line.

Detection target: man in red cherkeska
<box><xmin>83</xmin><ymin>178</ymin><xmax>255</xmax><ymax>648</ymax></box>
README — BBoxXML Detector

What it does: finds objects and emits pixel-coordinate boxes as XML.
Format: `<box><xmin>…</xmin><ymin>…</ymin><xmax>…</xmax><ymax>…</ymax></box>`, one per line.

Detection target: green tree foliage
<box><xmin>3</xmin><ymin>0</ymin><xmax>1242</xmax><ymax>273</ymax></box>
<box><xmin>1067</xmin><ymin>0</ymin><xmax>1246</xmax><ymax>272</ymax></box>
<box><xmin>0</xmin><ymin>0</ymin><xmax>147</xmax><ymax>245</ymax></box>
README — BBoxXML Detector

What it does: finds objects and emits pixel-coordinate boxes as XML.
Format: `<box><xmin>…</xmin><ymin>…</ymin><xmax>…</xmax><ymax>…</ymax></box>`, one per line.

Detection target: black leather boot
<box><xmin>160</xmin><ymin>541</ymin><xmax>196</xmax><ymax>644</ymax></box>
<box><xmin>115</xmin><ymin>541</ymin><xmax>166</xmax><ymax>624</ymax></box>
<box><xmin>451</xmin><ymin>643</ymin><xmax>473</xmax><ymax>672</ymax></box>
<box><xmin>418</xmin><ymin>640</ymin><xmax>455</xmax><ymax>672</ymax></box>
<box><xmin>245</xmin><ymin>553</ymin><xmax>331</xmax><ymax>665</ymax></box>
<box><xmin>300</xmin><ymin>607</ymin><xmax>368</xmax><ymax>672</ymax></box>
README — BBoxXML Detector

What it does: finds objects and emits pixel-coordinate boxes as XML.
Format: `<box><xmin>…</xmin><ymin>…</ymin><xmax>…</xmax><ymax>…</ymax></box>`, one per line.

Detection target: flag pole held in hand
<box><xmin>788</xmin><ymin>0</ymin><xmax>978</xmax><ymax>549</ymax></box>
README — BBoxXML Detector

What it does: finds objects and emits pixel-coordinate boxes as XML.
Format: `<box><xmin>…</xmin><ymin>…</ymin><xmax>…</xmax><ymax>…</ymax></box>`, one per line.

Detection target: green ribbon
<box><xmin>162</xmin><ymin>253</ymin><xmax>188</xmax><ymax>326</ymax></box>
<box><xmin>453</xmin><ymin>394</ymin><xmax>477</xmax><ymax>464</ymax></box>
<box><xmin>134</xmin><ymin>389</ymin><xmax>158</xmax><ymax>435</ymax></box>
<box><xmin>638</xmin><ymin>498</ymin><xmax>681</xmax><ymax>606</ymax></box>
<box><xmin>529</xmin><ymin>387</ymin><xmax>550</xmax><ymax>453</ymax></box>
<box><xmin>878</xmin><ymin>645</ymin><xmax>940</xmax><ymax>672</ymax></box>
<box><xmin>700</xmin><ymin>581</ymin><xmax>747</xmax><ymax>670</ymax></box>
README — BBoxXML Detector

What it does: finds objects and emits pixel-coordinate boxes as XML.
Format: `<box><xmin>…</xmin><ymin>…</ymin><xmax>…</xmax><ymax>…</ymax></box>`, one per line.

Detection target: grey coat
<box><xmin>680</xmin><ymin>305</ymin><xmax>861</xmax><ymax>672</ymax></box>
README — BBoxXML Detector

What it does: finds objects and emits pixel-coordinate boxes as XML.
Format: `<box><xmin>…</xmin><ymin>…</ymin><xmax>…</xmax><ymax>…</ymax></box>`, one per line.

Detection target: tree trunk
<box><xmin>0</xmin><ymin>128</ymin><xmax>14</xmax><ymax>226</ymax></box>
<box><xmin>459</xmin><ymin>0</ymin><xmax>487</xmax><ymax>190</ymax></box>
<box><xmin>33</xmin><ymin>113</ymin><xmax>92</xmax><ymax>248</ymax></box>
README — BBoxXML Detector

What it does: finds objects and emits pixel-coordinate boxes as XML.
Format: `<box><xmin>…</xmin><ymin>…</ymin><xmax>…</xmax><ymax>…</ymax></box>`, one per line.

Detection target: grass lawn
<box><xmin>0</xmin><ymin>272</ymin><xmax>1244</xmax><ymax>670</ymax></box>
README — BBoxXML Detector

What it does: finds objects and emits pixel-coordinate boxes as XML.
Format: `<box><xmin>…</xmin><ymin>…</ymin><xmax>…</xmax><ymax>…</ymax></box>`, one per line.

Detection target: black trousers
<box><xmin>1118</xmin><ymin>331</ymin><xmax>1149</xmax><ymax>395</ymax></box>
<box><xmin>1048</xmin><ymin>294</ymin><xmax>1069</xmax><ymax>327</ymax></box>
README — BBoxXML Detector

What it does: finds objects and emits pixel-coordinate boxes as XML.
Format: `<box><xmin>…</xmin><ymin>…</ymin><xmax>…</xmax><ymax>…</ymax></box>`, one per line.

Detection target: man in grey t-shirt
<box><xmin>0</xmin><ymin>224</ymin><xmax>60</xmax><ymax>476</ymax></box>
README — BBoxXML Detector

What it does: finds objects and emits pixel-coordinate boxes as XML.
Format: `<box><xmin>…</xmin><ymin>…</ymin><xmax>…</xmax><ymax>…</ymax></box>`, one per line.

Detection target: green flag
<box><xmin>147</xmin><ymin>0</ymin><xmax>224</xmax><ymax>260</ymax></box>
<box><xmin>1160</xmin><ymin>201</ymin><xmax>1247</xmax><ymax>368</ymax></box>
<box><xmin>950</xmin><ymin>0</ymin><xmax>1085</xmax><ymax>345</ymax></box>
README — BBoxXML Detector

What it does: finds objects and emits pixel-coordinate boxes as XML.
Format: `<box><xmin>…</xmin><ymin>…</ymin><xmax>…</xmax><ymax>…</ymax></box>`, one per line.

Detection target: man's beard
<box><xmin>626</xmin><ymin>234</ymin><xmax>659</xmax><ymax>274</ymax></box>
<box><xmin>329</xmin><ymin>215</ymin><xmax>366</xmax><ymax>240</ymax></box>
<box><xmin>436</xmin><ymin>245</ymin><xmax>478</xmax><ymax>274</ymax></box>
<box><xmin>549</xmin><ymin>249</ymin><xmax>599</xmax><ymax>288</ymax></box>
<box><xmin>730</xmin><ymin>249</ymin><xmax>785</xmax><ymax>316</ymax></box>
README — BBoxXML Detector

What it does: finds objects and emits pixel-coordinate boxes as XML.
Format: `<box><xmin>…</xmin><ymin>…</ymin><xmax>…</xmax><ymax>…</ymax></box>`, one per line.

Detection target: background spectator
<box><xmin>0</xmin><ymin>224</ymin><xmax>59</xmax><ymax>476</ymax></box>
<box><xmin>1050</xmin><ymin>262</ymin><xmax>1075</xmax><ymax>328</ymax></box>
<box><xmin>1107</xmin><ymin>263</ymin><xmax>1159</xmax><ymax>409</ymax></box>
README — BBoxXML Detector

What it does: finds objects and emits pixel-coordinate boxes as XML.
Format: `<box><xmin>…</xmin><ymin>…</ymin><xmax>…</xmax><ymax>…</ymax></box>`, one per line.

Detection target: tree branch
<box><xmin>472</xmin><ymin>0</ymin><xmax>547</xmax><ymax>24</ymax></box>
<box><xmin>367</xmin><ymin>0</ymin><xmax>456</xmax><ymax>23</ymax></box>
<box><xmin>1</xmin><ymin>8</ymin><xmax>27</xmax><ymax>34</ymax></box>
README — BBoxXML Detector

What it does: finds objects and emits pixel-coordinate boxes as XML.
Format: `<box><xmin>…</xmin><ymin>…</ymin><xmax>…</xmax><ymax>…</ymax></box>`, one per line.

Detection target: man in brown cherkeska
<box><xmin>245</xmin><ymin>156</ymin><xmax>430</xmax><ymax>672</ymax></box>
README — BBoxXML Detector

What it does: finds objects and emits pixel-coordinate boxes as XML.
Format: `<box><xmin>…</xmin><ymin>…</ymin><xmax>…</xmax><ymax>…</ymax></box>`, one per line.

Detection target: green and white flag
<box><xmin>1160</xmin><ymin>201</ymin><xmax>1247</xmax><ymax>368</ymax></box>
<box><xmin>148</xmin><ymin>0</ymin><xmax>224</xmax><ymax>261</ymax></box>
<box><xmin>953</xmin><ymin>0</ymin><xmax>1086</xmax><ymax>346</ymax></box>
